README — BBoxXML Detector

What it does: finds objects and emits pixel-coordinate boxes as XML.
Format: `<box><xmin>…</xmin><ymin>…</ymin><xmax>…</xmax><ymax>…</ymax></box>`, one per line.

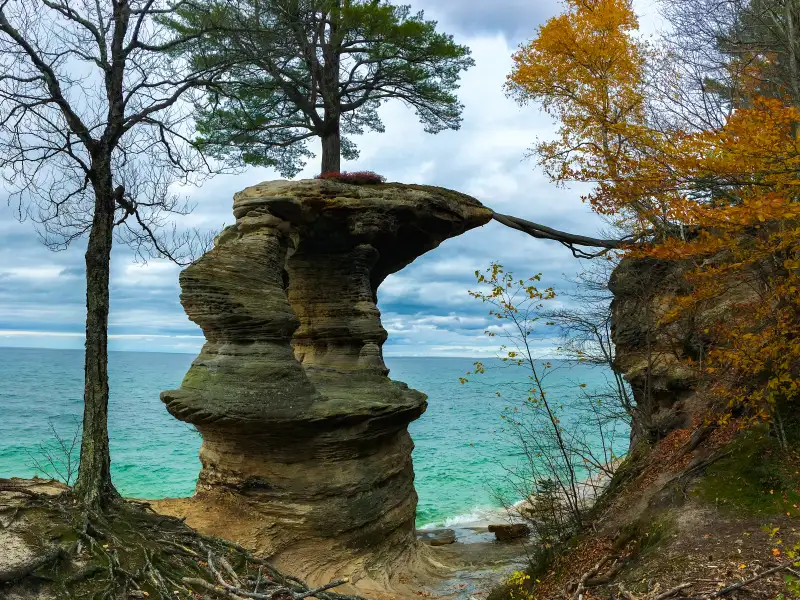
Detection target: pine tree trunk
<box><xmin>74</xmin><ymin>174</ymin><xmax>118</xmax><ymax>508</ymax></box>
<box><xmin>320</xmin><ymin>129</ymin><xmax>341</xmax><ymax>174</ymax></box>
<box><xmin>320</xmin><ymin>5</ymin><xmax>341</xmax><ymax>176</ymax></box>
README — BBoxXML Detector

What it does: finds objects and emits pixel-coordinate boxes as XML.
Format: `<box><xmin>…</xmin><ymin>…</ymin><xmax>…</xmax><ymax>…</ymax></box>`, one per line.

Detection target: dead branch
<box><xmin>708</xmin><ymin>562</ymin><xmax>794</xmax><ymax>598</ymax></box>
<box><xmin>619</xmin><ymin>562</ymin><xmax>795</xmax><ymax>600</ymax></box>
<box><xmin>570</xmin><ymin>555</ymin><xmax>614</xmax><ymax>600</ymax></box>
<box><xmin>25</xmin><ymin>418</ymin><xmax>80</xmax><ymax>486</ymax></box>
<box><xmin>585</xmin><ymin>560</ymin><xmax>625</xmax><ymax>587</ymax></box>
<box><xmin>653</xmin><ymin>583</ymin><xmax>692</xmax><ymax>600</ymax></box>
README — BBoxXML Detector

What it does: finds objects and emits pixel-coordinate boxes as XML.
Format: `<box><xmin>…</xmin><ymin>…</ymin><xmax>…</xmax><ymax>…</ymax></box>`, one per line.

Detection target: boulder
<box><xmin>488</xmin><ymin>523</ymin><xmax>531</xmax><ymax>542</ymax></box>
<box><xmin>417</xmin><ymin>528</ymin><xmax>457</xmax><ymax>546</ymax></box>
<box><xmin>159</xmin><ymin>179</ymin><xmax>492</xmax><ymax>585</ymax></box>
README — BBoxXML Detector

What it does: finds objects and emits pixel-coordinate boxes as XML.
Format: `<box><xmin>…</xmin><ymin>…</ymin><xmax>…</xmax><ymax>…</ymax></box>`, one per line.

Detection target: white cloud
<box><xmin>0</xmin><ymin>266</ymin><xmax>71</xmax><ymax>282</ymax></box>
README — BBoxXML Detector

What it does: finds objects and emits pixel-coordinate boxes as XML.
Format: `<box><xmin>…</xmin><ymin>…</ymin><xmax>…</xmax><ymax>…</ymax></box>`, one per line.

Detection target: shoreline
<box><xmin>418</xmin><ymin>463</ymin><xmax>618</xmax><ymax>536</ymax></box>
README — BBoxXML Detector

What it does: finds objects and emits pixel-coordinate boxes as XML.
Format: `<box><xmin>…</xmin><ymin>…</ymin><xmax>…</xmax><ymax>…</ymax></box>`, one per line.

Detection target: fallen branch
<box><xmin>638</xmin><ymin>562</ymin><xmax>797</xmax><ymax>600</ymax></box>
<box><xmin>709</xmin><ymin>562</ymin><xmax>794</xmax><ymax>598</ymax></box>
<box><xmin>653</xmin><ymin>583</ymin><xmax>692</xmax><ymax>600</ymax></box>
<box><xmin>618</xmin><ymin>583</ymin><xmax>691</xmax><ymax>600</ymax></box>
<box><xmin>585</xmin><ymin>560</ymin><xmax>624</xmax><ymax>587</ymax></box>
<box><xmin>570</xmin><ymin>556</ymin><xmax>614</xmax><ymax>600</ymax></box>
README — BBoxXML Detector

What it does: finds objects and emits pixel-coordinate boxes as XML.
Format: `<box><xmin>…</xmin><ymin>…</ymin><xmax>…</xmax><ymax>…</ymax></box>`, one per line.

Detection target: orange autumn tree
<box><xmin>507</xmin><ymin>0</ymin><xmax>800</xmax><ymax>440</ymax></box>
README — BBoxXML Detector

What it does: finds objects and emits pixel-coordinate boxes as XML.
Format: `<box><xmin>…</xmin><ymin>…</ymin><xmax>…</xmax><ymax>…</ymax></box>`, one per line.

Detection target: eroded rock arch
<box><xmin>159</xmin><ymin>179</ymin><xmax>492</xmax><ymax>589</ymax></box>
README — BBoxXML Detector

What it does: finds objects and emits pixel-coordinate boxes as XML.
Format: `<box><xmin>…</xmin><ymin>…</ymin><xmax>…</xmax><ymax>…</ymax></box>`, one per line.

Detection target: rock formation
<box><xmin>609</xmin><ymin>257</ymin><xmax>698</xmax><ymax>446</ymax></box>
<box><xmin>609</xmin><ymin>255</ymin><xmax>763</xmax><ymax>447</ymax></box>
<box><xmin>160</xmin><ymin>179</ymin><xmax>491</xmax><ymax>587</ymax></box>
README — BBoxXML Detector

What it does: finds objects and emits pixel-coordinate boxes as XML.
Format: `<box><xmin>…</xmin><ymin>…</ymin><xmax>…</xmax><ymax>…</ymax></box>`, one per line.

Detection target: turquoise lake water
<box><xmin>0</xmin><ymin>347</ymin><xmax>624</xmax><ymax>526</ymax></box>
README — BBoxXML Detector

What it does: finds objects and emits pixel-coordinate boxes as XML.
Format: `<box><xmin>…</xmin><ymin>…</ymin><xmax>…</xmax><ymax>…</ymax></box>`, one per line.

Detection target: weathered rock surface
<box><xmin>609</xmin><ymin>255</ymin><xmax>759</xmax><ymax>446</ymax></box>
<box><xmin>417</xmin><ymin>528</ymin><xmax>457</xmax><ymax>547</ymax></box>
<box><xmin>159</xmin><ymin>179</ymin><xmax>491</xmax><ymax>588</ymax></box>
<box><xmin>487</xmin><ymin>524</ymin><xmax>530</xmax><ymax>542</ymax></box>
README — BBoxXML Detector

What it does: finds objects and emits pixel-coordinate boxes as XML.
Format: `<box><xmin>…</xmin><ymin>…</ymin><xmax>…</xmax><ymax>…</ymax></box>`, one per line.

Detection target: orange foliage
<box><xmin>508</xmin><ymin>0</ymin><xmax>800</xmax><ymax>424</ymax></box>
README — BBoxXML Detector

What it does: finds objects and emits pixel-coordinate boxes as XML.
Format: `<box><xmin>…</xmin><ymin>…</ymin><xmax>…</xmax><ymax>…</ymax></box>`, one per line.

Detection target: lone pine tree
<box><xmin>167</xmin><ymin>0</ymin><xmax>474</xmax><ymax>175</ymax></box>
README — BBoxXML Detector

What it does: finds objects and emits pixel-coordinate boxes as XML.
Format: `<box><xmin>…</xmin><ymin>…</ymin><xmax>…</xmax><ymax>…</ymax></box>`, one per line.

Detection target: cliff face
<box><xmin>159</xmin><ymin>180</ymin><xmax>492</xmax><ymax>587</ymax></box>
<box><xmin>609</xmin><ymin>257</ymin><xmax>699</xmax><ymax>447</ymax></box>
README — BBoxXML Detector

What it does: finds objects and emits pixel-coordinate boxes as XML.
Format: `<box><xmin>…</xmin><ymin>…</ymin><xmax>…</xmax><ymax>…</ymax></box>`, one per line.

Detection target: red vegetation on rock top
<box><xmin>315</xmin><ymin>171</ymin><xmax>386</xmax><ymax>185</ymax></box>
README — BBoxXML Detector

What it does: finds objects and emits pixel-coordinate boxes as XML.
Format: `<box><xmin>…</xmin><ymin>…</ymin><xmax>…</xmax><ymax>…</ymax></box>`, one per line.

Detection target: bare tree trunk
<box><xmin>74</xmin><ymin>174</ymin><xmax>118</xmax><ymax>508</ymax></box>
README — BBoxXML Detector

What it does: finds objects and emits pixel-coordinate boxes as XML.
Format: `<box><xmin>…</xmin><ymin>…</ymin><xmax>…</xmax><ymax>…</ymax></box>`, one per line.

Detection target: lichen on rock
<box><xmin>159</xmin><ymin>179</ymin><xmax>492</xmax><ymax>588</ymax></box>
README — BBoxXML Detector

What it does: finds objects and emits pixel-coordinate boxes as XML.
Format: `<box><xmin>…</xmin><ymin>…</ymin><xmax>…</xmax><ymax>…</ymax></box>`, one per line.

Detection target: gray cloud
<box><xmin>410</xmin><ymin>0</ymin><xmax>560</xmax><ymax>45</ymax></box>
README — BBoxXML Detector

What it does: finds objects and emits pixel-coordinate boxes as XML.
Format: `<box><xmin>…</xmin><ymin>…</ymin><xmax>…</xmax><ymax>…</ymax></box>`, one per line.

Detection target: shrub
<box><xmin>315</xmin><ymin>170</ymin><xmax>386</xmax><ymax>185</ymax></box>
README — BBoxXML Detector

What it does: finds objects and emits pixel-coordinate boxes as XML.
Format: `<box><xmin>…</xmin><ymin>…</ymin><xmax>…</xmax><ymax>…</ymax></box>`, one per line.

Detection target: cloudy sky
<box><xmin>0</xmin><ymin>0</ymin><xmax>661</xmax><ymax>357</ymax></box>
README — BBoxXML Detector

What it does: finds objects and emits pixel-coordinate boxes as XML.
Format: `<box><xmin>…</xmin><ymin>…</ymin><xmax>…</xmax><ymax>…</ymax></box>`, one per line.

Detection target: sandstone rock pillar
<box><xmin>160</xmin><ymin>180</ymin><xmax>491</xmax><ymax>586</ymax></box>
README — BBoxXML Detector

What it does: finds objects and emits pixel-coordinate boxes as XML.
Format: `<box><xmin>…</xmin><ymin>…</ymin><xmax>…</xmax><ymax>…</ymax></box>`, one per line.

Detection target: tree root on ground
<box><xmin>0</xmin><ymin>486</ymin><xmax>366</xmax><ymax>600</ymax></box>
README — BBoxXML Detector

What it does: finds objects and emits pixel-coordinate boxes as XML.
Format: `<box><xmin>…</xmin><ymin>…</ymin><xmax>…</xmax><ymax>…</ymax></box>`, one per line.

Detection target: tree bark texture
<box><xmin>74</xmin><ymin>168</ymin><xmax>118</xmax><ymax>507</ymax></box>
<box><xmin>321</xmin><ymin>128</ymin><xmax>341</xmax><ymax>174</ymax></box>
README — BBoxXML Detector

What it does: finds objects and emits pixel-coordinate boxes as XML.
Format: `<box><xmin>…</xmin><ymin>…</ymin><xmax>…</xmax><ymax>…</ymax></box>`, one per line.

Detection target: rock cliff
<box><xmin>159</xmin><ymin>179</ymin><xmax>492</xmax><ymax>588</ymax></box>
<box><xmin>608</xmin><ymin>257</ymin><xmax>698</xmax><ymax>447</ymax></box>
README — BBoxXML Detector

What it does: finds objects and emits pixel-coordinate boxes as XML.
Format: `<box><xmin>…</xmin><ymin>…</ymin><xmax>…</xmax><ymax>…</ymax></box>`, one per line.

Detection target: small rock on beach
<box><xmin>487</xmin><ymin>523</ymin><xmax>530</xmax><ymax>542</ymax></box>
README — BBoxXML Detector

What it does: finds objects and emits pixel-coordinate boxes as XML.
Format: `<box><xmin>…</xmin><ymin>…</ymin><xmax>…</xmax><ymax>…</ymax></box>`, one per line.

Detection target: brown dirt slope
<box><xmin>491</xmin><ymin>420</ymin><xmax>800</xmax><ymax>600</ymax></box>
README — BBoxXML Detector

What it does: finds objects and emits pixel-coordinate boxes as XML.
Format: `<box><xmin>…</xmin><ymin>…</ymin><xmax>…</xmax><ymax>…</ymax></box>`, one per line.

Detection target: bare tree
<box><xmin>653</xmin><ymin>0</ymin><xmax>800</xmax><ymax>133</ymax></box>
<box><xmin>0</xmin><ymin>0</ymin><xmax>223</xmax><ymax>508</ymax></box>
<box><xmin>546</xmin><ymin>259</ymin><xmax>635</xmax><ymax>426</ymax></box>
<box><xmin>26</xmin><ymin>417</ymin><xmax>82</xmax><ymax>486</ymax></box>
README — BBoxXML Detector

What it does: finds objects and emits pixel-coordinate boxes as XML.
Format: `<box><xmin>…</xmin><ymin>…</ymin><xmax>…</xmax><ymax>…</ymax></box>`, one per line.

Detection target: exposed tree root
<box><xmin>490</xmin><ymin>211</ymin><xmax>637</xmax><ymax>258</ymax></box>
<box><xmin>0</xmin><ymin>545</ymin><xmax>65</xmax><ymax>583</ymax></box>
<box><xmin>0</xmin><ymin>485</ymin><xmax>367</xmax><ymax>600</ymax></box>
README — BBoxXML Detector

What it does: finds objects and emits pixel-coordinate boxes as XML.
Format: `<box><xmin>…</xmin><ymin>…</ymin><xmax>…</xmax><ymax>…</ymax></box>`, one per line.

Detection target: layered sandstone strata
<box><xmin>160</xmin><ymin>180</ymin><xmax>491</xmax><ymax>586</ymax></box>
